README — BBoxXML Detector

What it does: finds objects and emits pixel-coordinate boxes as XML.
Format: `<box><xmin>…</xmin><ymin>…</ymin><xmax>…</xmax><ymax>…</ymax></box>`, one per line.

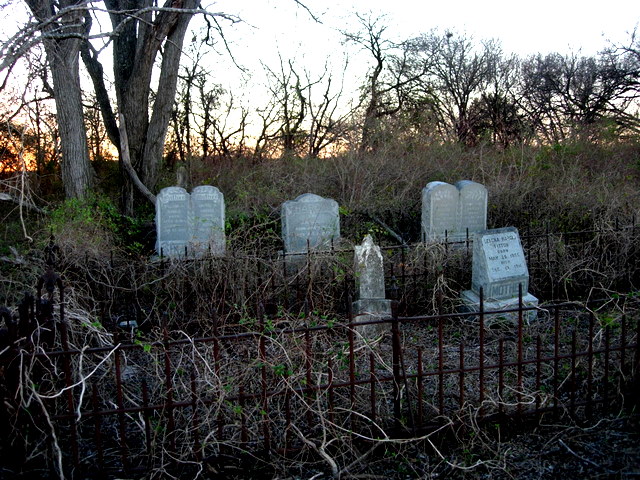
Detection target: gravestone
<box><xmin>421</xmin><ymin>180</ymin><xmax>487</xmax><ymax>242</ymax></box>
<box><xmin>352</xmin><ymin>235</ymin><xmax>392</xmax><ymax>338</ymax></box>
<box><xmin>191</xmin><ymin>185</ymin><xmax>225</xmax><ymax>256</ymax></box>
<box><xmin>460</xmin><ymin>227</ymin><xmax>538</xmax><ymax>323</ymax></box>
<box><xmin>155</xmin><ymin>186</ymin><xmax>191</xmax><ymax>257</ymax></box>
<box><xmin>281</xmin><ymin>193</ymin><xmax>340</xmax><ymax>255</ymax></box>
<box><xmin>155</xmin><ymin>186</ymin><xmax>226</xmax><ymax>257</ymax></box>
<box><xmin>456</xmin><ymin>180</ymin><xmax>488</xmax><ymax>239</ymax></box>
<box><xmin>421</xmin><ymin>182</ymin><xmax>459</xmax><ymax>242</ymax></box>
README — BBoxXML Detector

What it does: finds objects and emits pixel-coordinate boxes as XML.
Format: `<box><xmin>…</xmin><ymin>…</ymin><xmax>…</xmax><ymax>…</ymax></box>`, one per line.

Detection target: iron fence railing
<box><xmin>1</xmin><ymin>223</ymin><xmax>639</xmax><ymax>477</ymax></box>
<box><xmin>1</xmin><ymin>284</ymin><xmax>638</xmax><ymax>478</ymax></box>
<box><xmin>42</xmin><ymin>221</ymin><xmax>640</xmax><ymax>331</ymax></box>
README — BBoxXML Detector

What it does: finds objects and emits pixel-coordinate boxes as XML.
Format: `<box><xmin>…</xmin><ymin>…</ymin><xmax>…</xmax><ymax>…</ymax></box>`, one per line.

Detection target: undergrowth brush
<box><xmin>1</xmin><ymin>139</ymin><xmax>640</xmax><ymax>478</ymax></box>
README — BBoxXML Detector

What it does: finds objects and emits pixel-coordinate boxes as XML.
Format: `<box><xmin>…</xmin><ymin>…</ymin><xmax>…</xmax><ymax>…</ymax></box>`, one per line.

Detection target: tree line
<box><xmin>1</xmin><ymin>4</ymin><xmax>639</xmax><ymax>213</ymax></box>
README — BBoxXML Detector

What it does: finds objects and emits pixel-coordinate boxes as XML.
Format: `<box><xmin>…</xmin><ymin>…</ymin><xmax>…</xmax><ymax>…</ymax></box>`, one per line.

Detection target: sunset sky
<box><xmin>1</xmin><ymin>0</ymin><xmax>638</xmax><ymax>138</ymax></box>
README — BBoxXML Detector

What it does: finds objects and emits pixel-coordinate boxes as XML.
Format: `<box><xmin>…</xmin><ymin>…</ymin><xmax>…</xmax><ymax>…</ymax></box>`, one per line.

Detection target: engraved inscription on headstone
<box><xmin>155</xmin><ymin>186</ymin><xmax>226</xmax><ymax>257</ymax></box>
<box><xmin>191</xmin><ymin>185</ymin><xmax>225</xmax><ymax>256</ymax></box>
<box><xmin>456</xmin><ymin>180</ymin><xmax>488</xmax><ymax>239</ymax></box>
<box><xmin>421</xmin><ymin>182</ymin><xmax>459</xmax><ymax>242</ymax></box>
<box><xmin>471</xmin><ymin>227</ymin><xmax>528</xmax><ymax>299</ymax></box>
<box><xmin>421</xmin><ymin>180</ymin><xmax>487</xmax><ymax>242</ymax></box>
<box><xmin>461</xmin><ymin>227</ymin><xmax>538</xmax><ymax>322</ymax></box>
<box><xmin>281</xmin><ymin>193</ymin><xmax>340</xmax><ymax>254</ymax></box>
<box><xmin>156</xmin><ymin>187</ymin><xmax>190</xmax><ymax>257</ymax></box>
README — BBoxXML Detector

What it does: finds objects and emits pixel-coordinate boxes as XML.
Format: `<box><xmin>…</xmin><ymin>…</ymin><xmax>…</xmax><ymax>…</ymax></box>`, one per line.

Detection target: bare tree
<box><xmin>252</xmin><ymin>101</ymin><xmax>280</xmax><ymax>161</ymax></box>
<box><xmin>81</xmin><ymin>0</ymin><xmax>240</xmax><ymax>213</ymax></box>
<box><xmin>304</xmin><ymin>59</ymin><xmax>355</xmax><ymax>157</ymax></box>
<box><xmin>83</xmin><ymin>93</ymin><xmax>112</xmax><ymax>163</ymax></box>
<box><xmin>23</xmin><ymin>0</ymin><xmax>94</xmax><ymax>198</ymax></box>
<box><xmin>518</xmin><ymin>50</ymin><xmax>639</xmax><ymax>142</ymax></box>
<box><xmin>262</xmin><ymin>55</ymin><xmax>309</xmax><ymax>157</ymax></box>
<box><xmin>194</xmin><ymin>75</ymin><xmax>225</xmax><ymax>160</ymax></box>
<box><xmin>3</xmin><ymin>0</ymin><xmax>244</xmax><ymax>210</ymax></box>
<box><xmin>209</xmin><ymin>93</ymin><xmax>248</xmax><ymax>159</ymax></box>
<box><xmin>407</xmin><ymin>31</ymin><xmax>501</xmax><ymax>144</ymax></box>
<box><xmin>343</xmin><ymin>13</ymin><xmax>414</xmax><ymax>151</ymax></box>
<box><xmin>466</xmin><ymin>54</ymin><xmax>529</xmax><ymax>147</ymax></box>
<box><xmin>1</xmin><ymin>46</ymin><xmax>60</xmax><ymax>182</ymax></box>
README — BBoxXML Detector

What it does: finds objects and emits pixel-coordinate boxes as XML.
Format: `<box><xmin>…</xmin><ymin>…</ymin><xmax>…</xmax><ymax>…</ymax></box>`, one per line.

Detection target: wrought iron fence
<box><xmin>1</xmin><ymin>281</ymin><xmax>638</xmax><ymax>478</ymax></box>
<box><xmin>1</xmin><ymin>223</ymin><xmax>640</xmax><ymax>477</ymax></box>
<box><xmin>67</xmin><ymin>220</ymin><xmax>639</xmax><ymax>328</ymax></box>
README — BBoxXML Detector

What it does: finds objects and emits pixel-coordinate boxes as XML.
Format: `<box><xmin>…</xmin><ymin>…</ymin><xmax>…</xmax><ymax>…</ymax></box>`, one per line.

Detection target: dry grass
<box><xmin>2</xmin><ymin>139</ymin><xmax>640</xmax><ymax>478</ymax></box>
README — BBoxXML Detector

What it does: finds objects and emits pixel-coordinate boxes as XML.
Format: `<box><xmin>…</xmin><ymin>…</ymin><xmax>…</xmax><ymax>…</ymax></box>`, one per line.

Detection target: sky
<box><xmin>4</xmin><ymin>0</ymin><xmax>638</xmax><ymax>88</ymax></box>
<box><xmin>207</xmin><ymin>0</ymin><xmax>640</xmax><ymax>105</ymax></box>
<box><xmin>2</xmin><ymin>0</ymin><xmax>639</xmax><ymax>137</ymax></box>
<box><xmin>228</xmin><ymin>0</ymin><xmax>640</xmax><ymax>57</ymax></box>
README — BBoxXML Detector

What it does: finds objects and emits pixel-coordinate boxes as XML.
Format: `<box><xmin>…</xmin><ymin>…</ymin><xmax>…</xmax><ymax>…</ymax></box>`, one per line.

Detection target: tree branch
<box><xmin>118</xmin><ymin>114</ymin><xmax>156</xmax><ymax>205</ymax></box>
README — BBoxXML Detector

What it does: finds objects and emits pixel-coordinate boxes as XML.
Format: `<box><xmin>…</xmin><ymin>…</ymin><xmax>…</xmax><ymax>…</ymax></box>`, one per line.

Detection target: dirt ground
<box><xmin>201</xmin><ymin>413</ymin><xmax>640</xmax><ymax>479</ymax></box>
<box><xmin>374</xmin><ymin>414</ymin><xmax>640</xmax><ymax>480</ymax></box>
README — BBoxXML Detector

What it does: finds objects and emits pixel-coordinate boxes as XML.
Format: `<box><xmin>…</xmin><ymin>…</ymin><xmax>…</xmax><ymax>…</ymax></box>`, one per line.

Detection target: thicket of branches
<box><xmin>1</xmin><ymin>6</ymin><xmax>639</xmax><ymax>211</ymax></box>
<box><xmin>1</xmin><ymin>220</ymin><xmax>639</xmax><ymax>479</ymax></box>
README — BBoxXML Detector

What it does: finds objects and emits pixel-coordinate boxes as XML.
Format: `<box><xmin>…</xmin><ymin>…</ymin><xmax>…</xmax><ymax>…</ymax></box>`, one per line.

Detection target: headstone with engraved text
<box><xmin>421</xmin><ymin>181</ymin><xmax>459</xmax><ymax>242</ymax></box>
<box><xmin>155</xmin><ymin>186</ymin><xmax>226</xmax><ymax>257</ymax></box>
<box><xmin>460</xmin><ymin>227</ymin><xmax>538</xmax><ymax>322</ymax></box>
<box><xmin>191</xmin><ymin>185</ymin><xmax>226</xmax><ymax>256</ymax></box>
<box><xmin>281</xmin><ymin>193</ymin><xmax>340</xmax><ymax>255</ymax></box>
<box><xmin>421</xmin><ymin>180</ymin><xmax>488</xmax><ymax>242</ymax></box>
<box><xmin>155</xmin><ymin>187</ymin><xmax>191</xmax><ymax>257</ymax></box>
<box><xmin>456</xmin><ymin>180</ymin><xmax>487</xmax><ymax>240</ymax></box>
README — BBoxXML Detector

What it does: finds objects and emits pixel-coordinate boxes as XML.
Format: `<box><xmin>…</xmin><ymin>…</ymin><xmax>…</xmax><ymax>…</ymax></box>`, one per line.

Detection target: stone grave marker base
<box><xmin>460</xmin><ymin>289</ymin><xmax>539</xmax><ymax>324</ymax></box>
<box><xmin>352</xmin><ymin>298</ymin><xmax>392</xmax><ymax>339</ymax></box>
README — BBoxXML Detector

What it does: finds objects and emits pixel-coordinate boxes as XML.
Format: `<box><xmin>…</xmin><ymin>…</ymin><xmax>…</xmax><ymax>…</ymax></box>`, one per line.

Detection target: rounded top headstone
<box><xmin>295</xmin><ymin>193</ymin><xmax>325</xmax><ymax>202</ymax></box>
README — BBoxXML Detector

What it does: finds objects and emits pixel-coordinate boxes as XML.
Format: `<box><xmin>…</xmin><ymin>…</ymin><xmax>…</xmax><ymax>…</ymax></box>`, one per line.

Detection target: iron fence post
<box><xmin>391</xmin><ymin>301</ymin><xmax>401</xmax><ymax>429</ymax></box>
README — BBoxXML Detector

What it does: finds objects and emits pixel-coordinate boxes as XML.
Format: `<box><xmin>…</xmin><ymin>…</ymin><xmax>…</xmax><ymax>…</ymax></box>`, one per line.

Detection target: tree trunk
<box><xmin>141</xmin><ymin>8</ymin><xmax>194</xmax><ymax>189</ymax></box>
<box><xmin>26</xmin><ymin>0</ymin><xmax>94</xmax><ymax>198</ymax></box>
<box><xmin>48</xmin><ymin>47</ymin><xmax>94</xmax><ymax>198</ymax></box>
<box><xmin>105</xmin><ymin>0</ymin><xmax>197</xmax><ymax>213</ymax></box>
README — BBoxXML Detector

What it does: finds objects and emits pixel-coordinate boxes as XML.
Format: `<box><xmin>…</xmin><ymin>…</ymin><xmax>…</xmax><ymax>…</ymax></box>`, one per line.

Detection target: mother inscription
<box><xmin>461</xmin><ymin>227</ymin><xmax>538</xmax><ymax>322</ymax></box>
<box><xmin>472</xmin><ymin>227</ymin><xmax>528</xmax><ymax>299</ymax></box>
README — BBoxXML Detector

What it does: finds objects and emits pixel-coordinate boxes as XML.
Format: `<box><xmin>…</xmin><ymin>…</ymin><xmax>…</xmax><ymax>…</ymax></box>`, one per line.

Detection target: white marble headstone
<box><xmin>352</xmin><ymin>235</ymin><xmax>392</xmax><ymax>339</ymax></box>
<box><xmin>471</xmin><ymin>227</ymin><xmax>528</xmax><ymax>299</ymax></box>
<box><xmin>156</xmin><ymin>187</ymin><xmax>190</xmax><ymax>256</ymax></box>
<box><xmin>421</xmin><ymin>181</ymin><xmax>459</xmax><ymax>242</ymax></box>
<box><xmin>456</xmin><ymin>180</ymin><xmax>488</xmax><ymax>239</ymax></box>
<box><xmin>461</xmin><ymin>227</ymin><xmax>538</xmax><ymax>323</ymax></box>
<box><xmin>354</xmin><ymin>235</ymin><xmax>386</xmax><ymax>300</ymax></box>
<box><xmin>191</xmin><ymin>185</ymin><xmax>225</xmax><ymax>256</ymax></box>
<box><xmin>421</xmin><ymin>180</ymin><xmax>487</xmax><ymax>242</ymax></box>
<box><xmin>155</xmin><ymin>185</ymin><xmax>226</xmax><ymax>258</ymax></box>
<box><xmin>281</xmin><ymin>193</ymin><xmax>340</xmax><ymax>254</ymax></box>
